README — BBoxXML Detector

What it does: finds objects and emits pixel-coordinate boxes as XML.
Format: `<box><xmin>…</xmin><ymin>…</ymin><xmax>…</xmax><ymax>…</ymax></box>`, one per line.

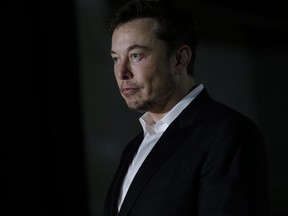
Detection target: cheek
<box><xmin>144</xmin><ymin>73</ymin><xmax>167</xmax><ymax>96</ymax></box>
<box><xmin>114</xmin><ymin>77</ymin><xmax>124</xmax><ymax>91</ymax></box>
<box><xmin>132</xmin><ymin>64</ymin><xmax>152</xmax><ymax>82</ymax></box>
<box><xmin>133</xmin><ymin>57</ymin><xmax>169</xmax><ymax>88</ymax></box>
<box><xmin>141</xmin><ymin>67</ymin><xmax>157</xmax><ymax>88</ymax></box>
<box><xmin>114</xmin><ymin>65</ymin><xmax>122</xmax><ymax>81</ymax></box>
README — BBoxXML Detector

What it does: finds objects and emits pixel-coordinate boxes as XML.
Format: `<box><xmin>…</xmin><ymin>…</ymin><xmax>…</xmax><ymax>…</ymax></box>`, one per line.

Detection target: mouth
<box><xmin>120</xmin><ymin>87</ymin><xmax>141</xmax><ymax>97</ymax></box>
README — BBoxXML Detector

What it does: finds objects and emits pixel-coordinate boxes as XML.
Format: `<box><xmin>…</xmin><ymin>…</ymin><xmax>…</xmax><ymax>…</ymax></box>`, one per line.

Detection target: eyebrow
<box><xmin>111</xmin><ymin>44</ymin><xmax>150</xmax><ymax>54</ymax></box>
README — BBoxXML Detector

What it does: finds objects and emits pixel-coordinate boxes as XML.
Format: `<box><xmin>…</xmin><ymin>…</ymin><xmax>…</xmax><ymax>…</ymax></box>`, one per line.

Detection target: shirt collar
<box><xmin>139</xmin><ymin>84</ymin><xmax>204</xmax><ymax>135</ymax></box>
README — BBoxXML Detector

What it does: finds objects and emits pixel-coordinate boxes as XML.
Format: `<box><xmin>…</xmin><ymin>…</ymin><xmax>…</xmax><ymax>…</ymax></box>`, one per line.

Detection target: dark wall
<box><xmin>2</xmin><ymin>1</ymin><xmax>88</xmax><ymax>215</ymax></box>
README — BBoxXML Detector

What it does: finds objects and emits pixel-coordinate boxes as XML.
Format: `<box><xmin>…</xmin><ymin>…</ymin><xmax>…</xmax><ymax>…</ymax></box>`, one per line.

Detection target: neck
<box><xmin>150</xmin><ymin>76</ymin><xmax>196</xmax><ymax>122</ymax></box>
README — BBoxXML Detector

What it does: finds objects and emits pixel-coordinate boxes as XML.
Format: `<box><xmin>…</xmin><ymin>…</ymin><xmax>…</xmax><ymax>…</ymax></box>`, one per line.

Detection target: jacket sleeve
<box><xmin>198</xmin><ymin>116</ymin><xmax>269</xmax><ymax>216</ymax></box>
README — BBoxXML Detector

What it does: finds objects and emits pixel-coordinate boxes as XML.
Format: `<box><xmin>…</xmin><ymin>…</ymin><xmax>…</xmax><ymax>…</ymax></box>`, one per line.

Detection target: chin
<box><xmin>127</xmin><ymin>104</ymin><xmax>146</xmax><ymax>113</ymax></box>
<box><xmin>128</xmin><ymin>100</ymin><xmax>160</xmax><ymax>113</ymax></box>
<box><xmin>125</xmin><ymin>101</ymin><xmax>146</xmax><ymax>113</ymax></box>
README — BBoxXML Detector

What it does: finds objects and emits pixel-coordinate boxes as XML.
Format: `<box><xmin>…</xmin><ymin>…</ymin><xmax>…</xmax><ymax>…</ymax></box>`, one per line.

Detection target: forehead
<box><xmin>111</xmin><ymin>18</ymin><xmax>160</xmax><ymax>50</ymax></box>
<box><xmin>114</xmin><ymin>18</ymin><xmax>158</xmax><ymax>33</ymax></box>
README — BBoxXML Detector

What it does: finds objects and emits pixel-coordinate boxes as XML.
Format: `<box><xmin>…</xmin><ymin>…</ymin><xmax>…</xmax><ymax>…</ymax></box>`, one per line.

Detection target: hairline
<box><xmin>112</xmin><ymin>17</ymin><xmax>175</xmax><ymax>56</ymax></box>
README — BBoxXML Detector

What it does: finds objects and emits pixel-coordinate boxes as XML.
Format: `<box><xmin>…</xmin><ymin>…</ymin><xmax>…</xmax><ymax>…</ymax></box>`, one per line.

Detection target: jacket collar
<box><xmin>115</xmin><ymin>89</ymin><xmax>212</xmax><ymax>216</ymax></box>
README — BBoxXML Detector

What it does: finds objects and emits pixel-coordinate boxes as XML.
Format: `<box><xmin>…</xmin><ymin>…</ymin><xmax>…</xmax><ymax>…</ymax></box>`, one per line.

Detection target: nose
<box><xmin>116</xmin><ymin>59</ymin><xmax>133</xmax><ymax>80</ymax></box>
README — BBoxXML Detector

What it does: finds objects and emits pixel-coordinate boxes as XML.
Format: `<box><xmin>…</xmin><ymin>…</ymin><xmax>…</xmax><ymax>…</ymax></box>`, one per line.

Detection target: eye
<box><xmin>130</xmin><ymin>53</ymin><xmax>143</xmax><ymax>62</ymax></box>
<box><xmin>111</xmin><ymin>56</ymin><xmax>120</xmax><ymax>64</ymax></box>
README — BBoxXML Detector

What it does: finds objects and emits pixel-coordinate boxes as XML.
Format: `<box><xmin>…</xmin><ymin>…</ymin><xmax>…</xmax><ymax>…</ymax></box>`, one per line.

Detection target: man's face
<box><xmin>111</xmin><ymin>18</ymin><xmax>177</xmax><ymax>113</ymax></box>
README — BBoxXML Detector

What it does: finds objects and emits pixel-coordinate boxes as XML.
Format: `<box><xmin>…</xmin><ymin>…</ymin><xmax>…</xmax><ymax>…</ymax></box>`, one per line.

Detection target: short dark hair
<box><xmin>109</xmin><ymin>0</ymin><xmax>199</xmax><ymax>76</ymax></box>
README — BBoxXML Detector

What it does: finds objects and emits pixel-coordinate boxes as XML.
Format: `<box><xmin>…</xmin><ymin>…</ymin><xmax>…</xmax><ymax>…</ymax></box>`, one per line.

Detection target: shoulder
<box><xmin>181</xmin><ymin>90</ymin><xmax>264</xmax><ymax>151</ymax></box>
<box><xmin>183</xmin><ymin>89</ymin><xmax>259</xmax><ymax>132</ymax></box>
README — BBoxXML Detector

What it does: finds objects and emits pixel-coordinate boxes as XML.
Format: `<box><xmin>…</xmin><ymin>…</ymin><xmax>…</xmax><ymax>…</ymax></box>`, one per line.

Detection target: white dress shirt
<box><xmin>118</xmin><ymin>84</ymin><xmax>204</xmax><ymax>211</ymax></box>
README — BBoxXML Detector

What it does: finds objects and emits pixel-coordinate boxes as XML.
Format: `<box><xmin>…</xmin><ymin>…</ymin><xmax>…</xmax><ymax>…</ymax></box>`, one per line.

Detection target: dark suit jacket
<box><xmin>104</xmin><ymin>89</ymin><xmax>269</xmax><ymax>216</ymax></box>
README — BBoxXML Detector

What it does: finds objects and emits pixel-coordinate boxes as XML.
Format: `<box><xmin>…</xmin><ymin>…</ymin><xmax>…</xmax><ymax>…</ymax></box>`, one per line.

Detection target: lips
<box><xmin>120</xmin><ymin>86</ymin><xmax>141</xmax><ymax>97</ymax></box>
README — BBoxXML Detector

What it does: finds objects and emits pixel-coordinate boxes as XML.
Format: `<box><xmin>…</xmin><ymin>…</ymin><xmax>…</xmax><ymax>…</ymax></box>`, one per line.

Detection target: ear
<box><xmin>174</xmin><ymin>45</ymin><xmax>192</xmax><ymax>73</ymax></box>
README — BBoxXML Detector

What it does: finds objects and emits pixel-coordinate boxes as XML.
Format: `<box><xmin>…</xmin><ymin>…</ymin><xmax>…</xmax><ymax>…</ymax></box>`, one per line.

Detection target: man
<box><xmin>104</xmin><ymin>0</ymin><xmax>269</xmax><ymax>215</ymax></box>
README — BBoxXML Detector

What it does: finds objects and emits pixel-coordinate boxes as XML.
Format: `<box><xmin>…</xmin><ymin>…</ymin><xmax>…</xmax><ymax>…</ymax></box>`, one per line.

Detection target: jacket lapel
<box><xmin>106</xmin><ymin>133</ymin><xmax>143</xmax><ymax>216</ymax></box>
<box><xmin>117</xmin><ymin>89</ymin><xmax>212</xmax><ymax>216</ymax></box>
